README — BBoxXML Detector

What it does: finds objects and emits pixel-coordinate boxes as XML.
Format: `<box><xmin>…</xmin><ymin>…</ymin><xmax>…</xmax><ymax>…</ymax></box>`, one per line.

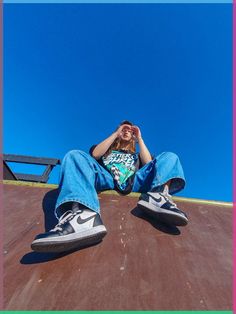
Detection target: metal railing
<box><xmin>3</xmin><ymin>154</ymin><xmax>61</xmax><ymax>183</ymax></box>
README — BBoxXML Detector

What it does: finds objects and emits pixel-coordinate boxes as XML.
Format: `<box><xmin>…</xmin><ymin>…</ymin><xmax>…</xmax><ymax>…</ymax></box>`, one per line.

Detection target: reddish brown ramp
<box><xmin>3</xmin><ymin>181</ymin><xmax>232</xmax><ymax>310</ymax></box>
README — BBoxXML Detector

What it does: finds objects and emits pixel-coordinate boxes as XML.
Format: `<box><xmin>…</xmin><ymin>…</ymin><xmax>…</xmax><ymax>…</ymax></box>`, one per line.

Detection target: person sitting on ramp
<box><xmin>31</xmin><ymin>120</ymin><xmax>188</xmax><ymax>253</ymax></box>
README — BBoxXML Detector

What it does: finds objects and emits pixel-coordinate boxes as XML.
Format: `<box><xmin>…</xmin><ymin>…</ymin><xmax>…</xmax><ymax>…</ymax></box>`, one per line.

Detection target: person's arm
<box><xmin>92</xmin><ymin>124</ymin><xmax>130</xmax><ymax>160</ymax></box>
<box><xmin>132</xmin><ymin>126</ymin><xmax>152</xmax><ymax>165</ymax></box>
<box><xmin>92</xmin><ymin>132</ymin><xmax>117</xmax><ymax>160</ymax></box>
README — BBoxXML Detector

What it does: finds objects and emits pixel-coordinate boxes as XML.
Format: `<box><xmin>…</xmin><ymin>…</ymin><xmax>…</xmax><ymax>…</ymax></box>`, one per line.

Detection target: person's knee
<box><xmin>154</xmin><ymin>152</ymin><xmax>180</xmax><ymax>162</ymax></box>
<box><xmin>153</xmin><ymin>152</ymin><xmax>179</xmax><ymax>163</ymax></box>
<box><xmin>164</xmin><ymin>151</ymin><xmax>179</xmax><ymax>160</ymax></box>
<box><xmin>63</xmin><ymin>149</ymin><xmax>88</xmax><ymax>162</ymax></box>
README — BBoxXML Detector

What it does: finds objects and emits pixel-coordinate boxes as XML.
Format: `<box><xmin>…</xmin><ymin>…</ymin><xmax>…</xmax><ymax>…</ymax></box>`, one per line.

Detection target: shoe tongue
<box><xmin>71</xmin><ymin>202</ymin><xmax>81</xmax><ymax>213</ymax></box>
<box><xmin>148</xmin><ymin>191</ymin><xmax>162</xmax><ymax>198</ymax></box>
<box><xmin>151</xmin><ymin>185</ymin><xmax>169</xmax><ymax>194</ymax></box>
<box><xmin>71</xmin><ymin>202</ymin><xmax>96</xmax><ymax>217</ymax></box>
<box><xmin>80</xmin><ymin>209</ymin><xmax>96</xmax><ymax>219</ymax></box>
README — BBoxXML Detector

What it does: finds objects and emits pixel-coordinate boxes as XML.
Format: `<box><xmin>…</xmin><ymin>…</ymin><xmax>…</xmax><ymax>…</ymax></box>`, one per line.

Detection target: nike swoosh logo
<box><xmin>77</xmin><ymin>215</ymin><xmax>96</xmax><ymax>224</ymax></box>
<box><xmin>149</xmin><ymin>195</ymin><xmax>162</xmax><ymax>202</ymax></box>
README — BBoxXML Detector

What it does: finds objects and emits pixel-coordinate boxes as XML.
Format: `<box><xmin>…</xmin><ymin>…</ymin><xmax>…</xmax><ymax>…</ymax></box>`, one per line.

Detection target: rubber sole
<box><xmin>31</xmin><ymin>230</ymin><xmax>107</xmax><ymax>253</ymax></box>
<box><xmin>137</xmin><ymin>200</ymin><xmax>188</xmax><ymax>226</ymax></box>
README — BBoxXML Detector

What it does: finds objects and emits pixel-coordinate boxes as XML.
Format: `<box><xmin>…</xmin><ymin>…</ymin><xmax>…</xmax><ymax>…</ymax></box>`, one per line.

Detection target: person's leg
<box><xmin>133</xmin><ymin>152</ymin><xmax>188</xmax><ymax>226</ymax></box>
<box><xmin>31</xmin><ymin>150</ymin><xmax>114</xmax><ymax>253</ymax></box>
<box><xmin>55</xmin><ymin>149</ymin><xmax>114</xmax><ymax>219</ymax></box>
<box><xmin>133</xmin><ymin>151</ymin><xmax>185</xmax><ymax>194</ymax></box>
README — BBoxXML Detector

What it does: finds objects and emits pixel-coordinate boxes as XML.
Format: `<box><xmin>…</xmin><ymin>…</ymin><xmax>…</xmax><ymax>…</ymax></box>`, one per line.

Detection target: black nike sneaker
<box><xmin>31</xmin><ymin>208</ymin><xmax>107</xmax><ymax>253</ymax></box>
<box><xmin>137</xmin><ymin>191</ymin><xmax>188</xmax><ymax>226</ymax></box>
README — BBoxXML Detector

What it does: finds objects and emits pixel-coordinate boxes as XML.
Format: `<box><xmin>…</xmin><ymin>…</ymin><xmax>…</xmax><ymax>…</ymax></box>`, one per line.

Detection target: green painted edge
<box><xmin>2</xmin><ymin>180</ymin><xmax>232</xmax><ymax>207</ymax></box>
<box><xmin>103</xmin><ymin>190</ymin><xmax>233</xmax><ymax>207</ymax></box>
<box><xmin>2</xmin><ymin>179</ymin><xmax>58</xmax><ymax>189</ymax></box>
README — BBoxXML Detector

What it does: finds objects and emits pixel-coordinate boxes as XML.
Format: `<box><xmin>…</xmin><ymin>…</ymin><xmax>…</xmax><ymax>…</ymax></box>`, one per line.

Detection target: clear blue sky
<box><xmin>3</xmin><ymin>3</ymin><xmax>232</xmax><ymax>201</ymax></box>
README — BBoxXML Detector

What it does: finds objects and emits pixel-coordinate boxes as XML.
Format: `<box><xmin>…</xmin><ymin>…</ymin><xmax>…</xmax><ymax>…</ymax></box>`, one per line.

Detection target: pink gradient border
<box><xmin>234</xmin><ymin>0</ymin><xmax>236</xmax><ymax>312</ymax></box>
<box><xmin>0</xmin><ymin>1</ymin><xmax>233</xmax><ymax>312</ymax></box>
<box><xmin>0</xmin><ymin>0</ymin><xmax>3</xmax><ymax>310</ymax></box>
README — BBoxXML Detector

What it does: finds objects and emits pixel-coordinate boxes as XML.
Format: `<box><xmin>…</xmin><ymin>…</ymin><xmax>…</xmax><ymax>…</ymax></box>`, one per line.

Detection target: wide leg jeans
<box><xmin>55</xmin><ymin>150</ymin><xmax>186</xmax><ymax>219</ymax></box>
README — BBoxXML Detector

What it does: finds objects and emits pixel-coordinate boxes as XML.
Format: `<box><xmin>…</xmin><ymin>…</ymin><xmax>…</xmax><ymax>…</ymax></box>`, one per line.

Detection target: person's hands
<box><xmin>115</xmin><ymin>124</ymin><xmax>132</xmax><ymax>138</ymax></box>
<box><xmin>132</xmin><ymin>125</ymin><xmax>142</xmax><ymax>140</ymax></box>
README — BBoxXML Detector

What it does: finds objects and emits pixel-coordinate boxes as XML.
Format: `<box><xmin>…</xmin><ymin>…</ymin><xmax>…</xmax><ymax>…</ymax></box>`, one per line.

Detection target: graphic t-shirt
<box><xmin>102</xmin><ymin>150</ymin><xmax>139</xmax><ymax>194</ymax></box>
<box><xmin>89</xmin><ymin>145</ymin><xmax>142</xmax><ymax>194</ymax></box>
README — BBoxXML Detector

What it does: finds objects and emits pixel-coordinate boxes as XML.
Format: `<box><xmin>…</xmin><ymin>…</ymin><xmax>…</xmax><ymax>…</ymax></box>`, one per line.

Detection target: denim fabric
<box><xmin>132</xmin><ymin>151</ymin><xmax>185</xmax><ymax>194</ymax></box>
<box><xmin>55</xmin><ymin>150</ymin><xmax>185</xmax><ymax>218</ymax></box>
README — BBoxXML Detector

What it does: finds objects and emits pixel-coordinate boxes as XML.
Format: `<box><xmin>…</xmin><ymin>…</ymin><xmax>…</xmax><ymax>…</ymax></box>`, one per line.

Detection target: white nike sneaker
<box><xmin>31</xmin><ymin>208</ymin><xmax>107</xmax><ymax>253</ymax></box>
<box><xmin>137</xmin><ymin>191</ymin><xmax>188</xmax><ymax>226</ymax></box>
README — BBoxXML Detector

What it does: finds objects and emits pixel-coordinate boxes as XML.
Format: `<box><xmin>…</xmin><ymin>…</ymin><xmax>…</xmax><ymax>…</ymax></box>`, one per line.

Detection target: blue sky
<box><xmin>3</xmin><ymin>3</ymin><xmax>232</xmax><ymax>201</ymax></box>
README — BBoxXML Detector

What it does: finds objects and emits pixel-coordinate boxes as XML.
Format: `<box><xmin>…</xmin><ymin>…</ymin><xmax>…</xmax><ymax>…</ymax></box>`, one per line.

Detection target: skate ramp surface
<box><xmin>3</xmin><ymin>181</ymin><xmax>232</xmax><ymax>310</ymax></box>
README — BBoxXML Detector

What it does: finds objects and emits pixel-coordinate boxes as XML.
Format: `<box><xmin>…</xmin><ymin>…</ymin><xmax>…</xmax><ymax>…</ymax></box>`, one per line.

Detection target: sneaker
<box><xmin>31</xmin><ymin>208</ymin><xmax>107</xmax><ymax>253</ymax></box>
<box><xmin>137</xmin><ymin>191</ymin><xmax>188</xmax><ymax>226</ymax></box>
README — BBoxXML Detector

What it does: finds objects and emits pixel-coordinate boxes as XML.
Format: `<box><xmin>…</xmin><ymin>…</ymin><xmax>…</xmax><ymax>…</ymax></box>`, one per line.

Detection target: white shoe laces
<box><xmin>51</xmin><ymin>210</ymin><xmax>82</xmax><ymax>232</ymax></box>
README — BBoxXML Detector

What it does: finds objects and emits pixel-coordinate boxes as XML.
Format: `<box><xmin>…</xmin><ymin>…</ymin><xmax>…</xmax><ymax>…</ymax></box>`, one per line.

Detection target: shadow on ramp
<box><xmin>20</xmin><ymin>240</ymin><xmax>104</xmax><ymax>265</ymax></box>
<box><xmin>42</xmin><ymin>188</ymin><xmax>60</xmax><ymax>231</ymax></box>
<box><xmin>131</xmin><ymin>206</ymin><xmax>181</xmax><ymax>235</ymax></box>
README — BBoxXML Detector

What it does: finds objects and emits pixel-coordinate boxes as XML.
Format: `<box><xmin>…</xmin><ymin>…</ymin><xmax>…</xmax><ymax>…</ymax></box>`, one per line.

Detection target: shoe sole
<box><xmin>137</xmin><ymin>200</ymin><xmax>188</xmax><ymax>226</ymax></box>
<box><xmin>31</xmin><ymin>226</ymin><xmax>107</xmax><ymax>253</ymax></box>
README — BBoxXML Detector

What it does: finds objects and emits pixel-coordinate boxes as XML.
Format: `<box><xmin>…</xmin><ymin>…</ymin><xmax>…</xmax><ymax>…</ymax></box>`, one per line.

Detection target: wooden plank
<box><xmin>3</xmin><ymin>183</ymin><xmax>232</xmax><ymax>310</ymax></box>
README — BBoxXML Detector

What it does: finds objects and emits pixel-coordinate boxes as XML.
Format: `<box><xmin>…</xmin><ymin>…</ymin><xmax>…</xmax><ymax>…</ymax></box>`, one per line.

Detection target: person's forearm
<box><xmin>138</xmin><ymin>137</ymin><xmax>152</xmax><ymax>165</ymax></box>
<box><xmin>92</xmin><ymin>132</ymin><xmax>118</xmax><ymax>159</ymax></box>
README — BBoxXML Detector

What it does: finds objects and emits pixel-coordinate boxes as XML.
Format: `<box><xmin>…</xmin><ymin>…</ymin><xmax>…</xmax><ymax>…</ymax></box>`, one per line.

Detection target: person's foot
<box><xmin>31</xmin><ymin>207</ymin><xmax>107</xmax><ymax>253</ymax></box>
<box><xmin>137</xmin><ymin>191</ymin><xmax>188</xmax><ymax>226</ymax></box>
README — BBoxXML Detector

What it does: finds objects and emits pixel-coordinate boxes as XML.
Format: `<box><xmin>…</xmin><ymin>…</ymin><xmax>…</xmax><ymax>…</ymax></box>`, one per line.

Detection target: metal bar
<box><xmin>41</xmin><ymin>165</ymin><xmax>53</xmax><ymax>183</ymax></box>
<box><xmin>14</xmin><ymin>173</ymin><xmax>46</xmax><ymax>183</ymax></box>
<box><xmin>3</xmin><ymin>161</ymin><xmax>17</xmax><ymax>180</ymax></box>
<box><xmin>3</xmin><ymin>154</ymin><xmax>61</xmax><ymax>166</ymax></box>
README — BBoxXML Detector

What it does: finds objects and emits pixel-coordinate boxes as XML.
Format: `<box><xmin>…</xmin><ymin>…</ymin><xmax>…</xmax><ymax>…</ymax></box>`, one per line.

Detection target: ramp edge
<box><xmin>1</xmin><ymin>179</ymin><xmax>232</xmax><ymax>207</ymax></box>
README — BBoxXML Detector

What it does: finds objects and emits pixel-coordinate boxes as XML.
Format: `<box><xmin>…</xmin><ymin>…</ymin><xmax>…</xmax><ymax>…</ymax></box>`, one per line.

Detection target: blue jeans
<box><xmin>55</xmin><ymin>150</ymin><xmax>186</xmax><ymax>219</ymax></box>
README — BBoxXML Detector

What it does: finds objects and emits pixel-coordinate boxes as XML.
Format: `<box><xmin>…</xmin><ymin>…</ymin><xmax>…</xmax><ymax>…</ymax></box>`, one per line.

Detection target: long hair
<box><xmin>104</xmin><ymin>120</ymin><xmax>136</xmax><ymax>157</ymax></box>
